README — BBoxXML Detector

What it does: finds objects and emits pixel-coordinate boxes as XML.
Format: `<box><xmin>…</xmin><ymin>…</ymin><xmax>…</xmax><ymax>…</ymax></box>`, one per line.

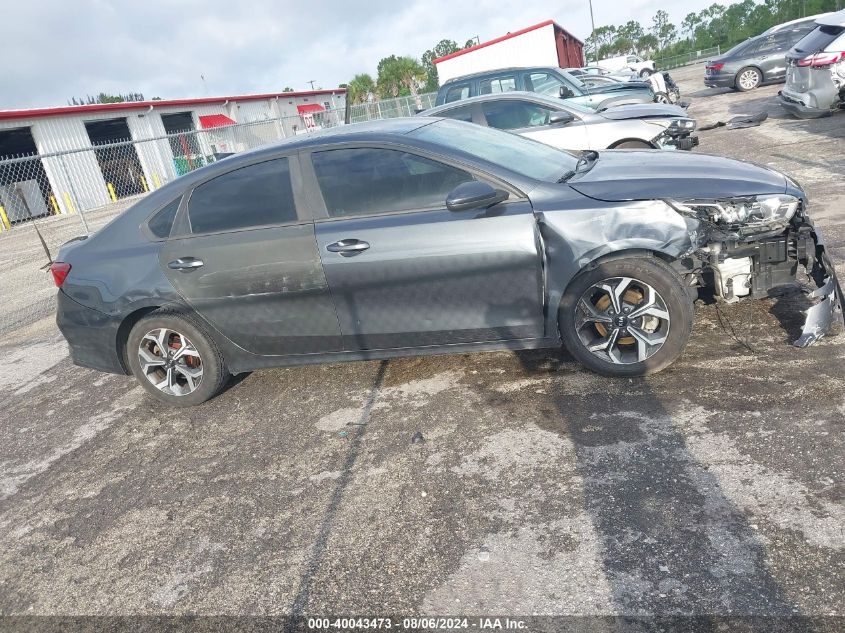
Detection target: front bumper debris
<box><xmin>671</xmin><ymin>135</ymin><xmax>699</xmax><ymax>151</ymax></box>
<box><xmin>795</xmin><ymin>248</ymin><xmax>844</xmax><ymax>347</ymax></box>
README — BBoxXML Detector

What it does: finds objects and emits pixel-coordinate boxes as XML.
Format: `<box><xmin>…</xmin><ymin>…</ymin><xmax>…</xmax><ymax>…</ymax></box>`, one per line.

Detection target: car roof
<box><xmin>816</xmin><ymin>9</ymin><xmax>845</xmax><ymax>27</ymax></box>
<box><xmin>440</xmin><ymin>66</ymin><xmax>556</xmax><ymax>85</ymax></box>
<box><xmin>420</xmin><ymin>91</ymin><xmax>568</xmax><ymax>116</ymax></box>
<box><xmin>763</xmin><ymin>12</ymin><xmax>836</xmax><ymax>33</ymax></box>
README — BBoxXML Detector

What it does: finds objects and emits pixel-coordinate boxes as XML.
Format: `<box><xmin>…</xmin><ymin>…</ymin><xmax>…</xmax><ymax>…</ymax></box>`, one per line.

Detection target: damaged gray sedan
<box><xmin>52</xmin><ymin>118</ymin><xmax>843</xmax><ymax>406</ymax></box>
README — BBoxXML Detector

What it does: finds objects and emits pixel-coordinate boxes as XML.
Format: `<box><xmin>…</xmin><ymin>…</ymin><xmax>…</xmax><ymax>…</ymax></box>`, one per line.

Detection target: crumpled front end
<box><xmin>686</xmin><ymin>200</ymin><xmax>844</xmax><ymax>347</ymax></box>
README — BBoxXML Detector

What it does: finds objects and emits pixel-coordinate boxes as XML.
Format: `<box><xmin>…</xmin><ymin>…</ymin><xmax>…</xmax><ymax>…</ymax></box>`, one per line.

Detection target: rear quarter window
<box><xmin>147</xmin><ymin>197</ymin><xmax>180</xmax><ymax>239</ymax></box>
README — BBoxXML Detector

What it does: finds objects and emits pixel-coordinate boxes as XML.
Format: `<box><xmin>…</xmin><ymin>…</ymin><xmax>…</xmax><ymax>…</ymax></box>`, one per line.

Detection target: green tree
<box><xmin>422</xmin><ymin>39</ymin><xmax>461</xmax><ymax>92</ymax></box>
<box><xmin>636</xmin><ymin>34</ymin><xmax>659</xmax><ymax>57</ymax></box>
<box><xmin>651</xmin><ymin>10</ymin><xmax>677</xmax><ymax>50</ymax></box>
<box><xmin>346</xmin><ymin>73</ymin><xmax>376</xmax><ymax>104</ymax></box>
<box><xmin>376</xmin><ymin>55</ymin><xmax>426</xmax><ymax>102</ymax></box>
<box><xmin>586</xmin><ymin>25</ymin><xmax>617</xmax><ymax>61</ymax></box>
<box><xmin>282</xmin><ymin>87</ymin><xmax>294</xmax><ymax>92</ymax></box>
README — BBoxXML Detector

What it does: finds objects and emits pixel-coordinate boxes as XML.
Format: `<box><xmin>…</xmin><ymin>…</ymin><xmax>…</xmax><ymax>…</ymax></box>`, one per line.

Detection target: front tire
<box><xmin>126</xmin><ymin>310</ymin><xmax>229</xmax><ymax>407</ymax></box>
<box><xmin>640</xmin><ymin>68</ymin><xmax>653</xmax><ymax>78</ymax></box>
<box><xmin>559</xmin><ymin>257</ymin><xmax>693</xmax><ymax>376</ymax></box>
<box><xmin>736</xmin><ymin>67</ymin><xmax>762</xmax><ymax>91</ymax></box>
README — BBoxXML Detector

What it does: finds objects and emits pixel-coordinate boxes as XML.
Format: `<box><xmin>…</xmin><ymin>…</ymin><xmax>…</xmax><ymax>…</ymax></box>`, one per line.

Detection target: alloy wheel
<box><xmin>138</xmin><ymin>328</ymin><xmax>204</xmax><ymax>396</ymax></box>
<box><xmin>738</xmin><ymin>69</ymin><xmax>760</xmax><ymax>90</ymax></box>
<box><xmin>574</xmin><ymin>277</ymin><xmax>671</xmax><ymax>365</ymax></box>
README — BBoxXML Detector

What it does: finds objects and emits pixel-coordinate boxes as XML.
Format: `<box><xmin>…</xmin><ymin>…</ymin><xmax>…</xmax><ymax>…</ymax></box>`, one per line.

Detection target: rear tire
<box><xmin>640</xmin><ymin>68</ymin><xmax>653</xmax><ymax>78</ymax></box>
<box><xmin>736</xmin><ymin>67</ymin><xmax>762</xmax><ymax>91</ymax></box>
<box><xmin>559</xmin><ymin>256</ymin><xmax>693</xmax><ymax>377</ymax></box>
<box><xmin>126</xmin><ymin>310</ymin><xmax>229</xmax><ymax>407</ymax></box>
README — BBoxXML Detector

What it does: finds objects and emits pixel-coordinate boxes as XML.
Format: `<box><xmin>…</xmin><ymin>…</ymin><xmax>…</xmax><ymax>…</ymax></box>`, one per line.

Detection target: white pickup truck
<box><xmin>598</xmin><ymin>54</ymin><xmax>656</xmax><ymax>77</ymax></box>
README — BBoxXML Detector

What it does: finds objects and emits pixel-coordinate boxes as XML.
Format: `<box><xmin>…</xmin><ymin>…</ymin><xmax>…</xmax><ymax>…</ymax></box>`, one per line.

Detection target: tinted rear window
<box><xmin>148</xmin><ymin>197</ymin><xmax>180</xmax><ymax>239</ymax></box>
<box><xmin>188</xmin><ymin>158</ymin><xmax>297</xmax><ymax>234</ymax></box>
<box><xmin>793</xmin><ymin>25</ymin><xmax>845</xmax><ymax>53</ymax></box>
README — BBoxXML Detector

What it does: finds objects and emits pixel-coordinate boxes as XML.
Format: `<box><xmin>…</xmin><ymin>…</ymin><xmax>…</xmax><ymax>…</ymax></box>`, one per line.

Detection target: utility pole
<box><xmin>307</xmin><ymin>80</ymin><xmax>316</xmax><ymax>90</ymax></box>
<box><xmin>588</xmin><ymin>0</ymin><xmax>597</xmax><ymax>63</ymax></box>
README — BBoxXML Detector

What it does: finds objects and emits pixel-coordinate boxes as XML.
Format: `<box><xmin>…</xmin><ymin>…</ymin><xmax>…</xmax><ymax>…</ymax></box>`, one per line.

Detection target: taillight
<box><xmin>50</xmin><ymin>262</ymin><xmax>71</xmax><ymax>287</ymax></box>
<box><xmin>708</xmin><ymin>63</ymin><xmax>725</xmax><ymax>71</ymax></box>
<box><xmin>796</xmin><ymin>52</ymin><xmax>845</xmax><ymax>67</ymax></box>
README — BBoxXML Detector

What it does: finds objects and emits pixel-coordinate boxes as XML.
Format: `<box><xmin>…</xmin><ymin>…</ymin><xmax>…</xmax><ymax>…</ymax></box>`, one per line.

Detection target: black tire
<box><xmin>611</xmin><ymin>140</ymin><xmax>653</xmax><ymax>149</ymax></box>
<box><xmin>559</xmin><ymin>256</ymin><xmax>694</xmax><ymax>377</ymax></box>
<box><xmin>126</xmin><ymin>309</ymin><xmax>229</xmax><ymax>407</ymax></box>
<box><xmin>735</xmin><ymin>66</ymin><xmax>762</xmax><ymax>91</ymax></box>
<box><xmin>640</xmin><ymin>68</ymin><xmax>653</xmax><ymax>78</ymax></box>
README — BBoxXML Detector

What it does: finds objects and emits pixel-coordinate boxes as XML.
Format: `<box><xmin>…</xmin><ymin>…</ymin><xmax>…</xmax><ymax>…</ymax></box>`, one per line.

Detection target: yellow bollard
<box><xmin>50</xmin><ymin>195</ymin><xmax>60</xmax><ymax>214</ymax></box>
<box><xmin>0</xmin><ymin>206</ymin><xmax>10</xmax><ymax>230</ymax></box>
<box><xmin>63</xmin><ymin>192</ymin><xmax>76</xmax><ymax>214</ymax></box>
<box><xmin>153</xmin><ymin>173</ymin><xmax>161</xmax><ymax>189</ymax></box>
<box><xmin>107</xmin><ymin>183</ymin><xmax>117</xmax><ymax>202</ymax></box>
<box><xmin>140</xmin><ymin>176</ymin><xmax>149</xmax><ymax>192</ymax></box>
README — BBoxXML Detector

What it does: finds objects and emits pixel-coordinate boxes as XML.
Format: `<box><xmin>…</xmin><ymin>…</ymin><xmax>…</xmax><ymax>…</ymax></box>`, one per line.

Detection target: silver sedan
<box><xmin>420</xmin><ymin>91</ymin><xmax>698</xmax><ymax>151</ymax></box>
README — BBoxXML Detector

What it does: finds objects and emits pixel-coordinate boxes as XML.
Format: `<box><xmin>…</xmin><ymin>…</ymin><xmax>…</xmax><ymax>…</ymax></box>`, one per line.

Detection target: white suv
<box><xmin>598</xmin><ymin>54</ymin><xmax>656</xmax><ymax>78</ymax></box>
<box><xmin>779</xmin><ymin>9</ymin><xmax>845</xmax><ymax>118</ymax></box>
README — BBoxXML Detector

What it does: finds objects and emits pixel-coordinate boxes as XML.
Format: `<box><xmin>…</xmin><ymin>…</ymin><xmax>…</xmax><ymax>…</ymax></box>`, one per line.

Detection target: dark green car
<box><xmin>435</xmin><ymin>66</ymin><xmax>656</xmax><ymax>110</ymax></box>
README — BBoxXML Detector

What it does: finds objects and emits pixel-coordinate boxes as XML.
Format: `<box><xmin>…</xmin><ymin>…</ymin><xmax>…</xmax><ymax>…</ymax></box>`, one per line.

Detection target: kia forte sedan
<box><xmin>53</xmin><ymin>119</ymin><xmax>843</xmax><ymax>406</ymax></box>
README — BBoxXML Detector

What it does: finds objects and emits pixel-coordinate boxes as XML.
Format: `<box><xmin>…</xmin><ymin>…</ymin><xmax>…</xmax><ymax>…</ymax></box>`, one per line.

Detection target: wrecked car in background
<box><xmin>780</xmin><ymin>9</ymin><xmax>845</xmax><ymax>118</ymax></box>
<box><xmin>51</xmin><ymin>119</ymin><xmax>843</xmax><ymax>406</ymax></box>
<box><xmin>420</xmin><ymin>92</ymin><xmax>698</xmax><ymax>151</ymax></box>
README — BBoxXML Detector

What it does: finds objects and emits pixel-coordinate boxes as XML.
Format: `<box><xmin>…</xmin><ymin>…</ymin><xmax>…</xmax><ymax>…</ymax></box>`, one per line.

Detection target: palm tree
<box><xmin>346</xmin><ymin>73</ymin><xmax>376</xmax><ymax>105</ymax></box>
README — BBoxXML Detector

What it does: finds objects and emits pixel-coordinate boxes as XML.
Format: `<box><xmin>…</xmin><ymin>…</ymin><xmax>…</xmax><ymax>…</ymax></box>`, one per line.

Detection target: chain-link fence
<box><xmin>0</xmin><ymin>109</ymin><xmax>345</xmax><ymax>337</ymax></box>
<box><xmin>655</xmin><ymin>46</ymin><xmax>721</xmax><ymax>70</ymax></box>
<box><xmin>348</xmin><ymin>93</ymin><xmax>437</xmax><ymax>123</ymax></box>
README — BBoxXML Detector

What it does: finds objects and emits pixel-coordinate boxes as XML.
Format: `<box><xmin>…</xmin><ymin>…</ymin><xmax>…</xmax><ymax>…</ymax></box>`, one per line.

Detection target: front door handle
<box><xmin>326</xmin><ymin>239</ymin><xmax>370</xmax><ymax>257</ymax></box>
<box><xmin>168</xmin><ymin>257</ymin><xmax>204</xmax><ymax>271</ymax></box>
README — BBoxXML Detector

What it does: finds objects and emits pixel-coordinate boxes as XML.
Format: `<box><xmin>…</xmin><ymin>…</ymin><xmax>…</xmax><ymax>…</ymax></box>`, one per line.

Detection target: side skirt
<box><xmin>225</xmin><ymin>337</ymin><xmax>561</xmax><ymax>374</ymax></box>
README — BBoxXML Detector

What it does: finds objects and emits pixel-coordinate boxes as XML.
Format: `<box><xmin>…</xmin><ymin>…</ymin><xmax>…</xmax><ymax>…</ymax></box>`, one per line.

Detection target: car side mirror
<box><xmin>548</xmin><ymin>111</ymin><xmax>575</xmax><ymax>125</ymax></box>
<box><xmin>559</xmin><ymin>86</ymin><xmax>575</xmax><ymax>99</ymax></box>
<box><xmin>446</xmin><ymin>181</ymin><xmax>509</xmax><ymax>212</ymax></box>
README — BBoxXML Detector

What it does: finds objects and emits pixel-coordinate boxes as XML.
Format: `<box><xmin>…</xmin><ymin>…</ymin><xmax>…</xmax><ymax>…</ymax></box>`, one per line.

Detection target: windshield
<box><xmin>409</xmin><ymin>119</ymin><xmax>578</xmax><ymax>182</ymax></box>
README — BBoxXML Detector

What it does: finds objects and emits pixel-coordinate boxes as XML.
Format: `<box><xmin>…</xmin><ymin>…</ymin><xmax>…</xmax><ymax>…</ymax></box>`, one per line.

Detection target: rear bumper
<box><xmin>778</xmin><ymin>92</ymin><xmax>833</xmax><ymax>119</ymax></box>
<box><xmin>704</xmin><ymin>73</ymin><xmax>736</xmax><ymax>88</ymax></box>
<box><xmin>56</xmin><ymin>290</ymin><xmax>127</xmax><ymax>375</ymax></box>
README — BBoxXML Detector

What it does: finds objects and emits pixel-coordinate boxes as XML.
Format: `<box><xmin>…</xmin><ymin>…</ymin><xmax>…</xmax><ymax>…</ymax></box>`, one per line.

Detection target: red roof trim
<box><xmin>0</xmin><ymin>89</ymin><xmax>346</xmax><ymax>122</ymax></box>
<box><xmin>433</xmin><ymin>20</ymin><xmax>582</xmax><ymax>64</ymax></box>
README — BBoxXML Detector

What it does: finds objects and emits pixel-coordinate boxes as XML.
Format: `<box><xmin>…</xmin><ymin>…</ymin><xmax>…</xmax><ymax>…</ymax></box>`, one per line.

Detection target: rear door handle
<box><xmin>168</xmin><ymin>257</ymin><xmax>204</xmax><ymax>271</ymax></box>
<box><xmin>326</xmin><ymin>239</ymin><xmax>370</xmax><ymax>257</ymax></box>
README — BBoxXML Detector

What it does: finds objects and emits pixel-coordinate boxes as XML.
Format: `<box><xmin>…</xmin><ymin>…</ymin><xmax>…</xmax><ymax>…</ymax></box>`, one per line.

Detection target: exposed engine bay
<box><xmin>671</xmin><ymin>195</ymin><xmax>844</xmax><ymax>346</ymax></box>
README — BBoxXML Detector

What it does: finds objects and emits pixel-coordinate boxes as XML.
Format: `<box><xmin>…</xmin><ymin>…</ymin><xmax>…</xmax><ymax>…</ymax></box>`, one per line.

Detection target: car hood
<box><xmin>585</xmin><ymin>82</ymin><xmax>652</xmax><ymax>96</ymax></box>
<box><xmin>568</xmin><ymin>150</ymin><xmax>788</xmax><ymax>201</ymax></box>
<box><xmin>598</xmin><ymin>103</ymin><xmax>687</xmax><ymax>120</ymax></box>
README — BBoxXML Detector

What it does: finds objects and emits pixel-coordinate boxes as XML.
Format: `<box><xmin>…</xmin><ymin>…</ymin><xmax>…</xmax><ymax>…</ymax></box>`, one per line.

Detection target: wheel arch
<box><xmin>115</xmin><ymin>305</ymin><xmax>162</xmax><ymax>373</ymax></box>
<box><xmin>559</xmin><ymin>248</ymin><xmax>676</xmax><ymax>304</ymax></box>
<box><xmin>608</xmin><ymin>138</ymin><xmax>657</xmax><ymax>149</ymax></box>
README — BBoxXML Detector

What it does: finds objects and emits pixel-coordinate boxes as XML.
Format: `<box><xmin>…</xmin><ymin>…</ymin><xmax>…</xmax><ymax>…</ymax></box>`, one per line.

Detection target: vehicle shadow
<box><xmin>501</xmin><ymin>347</ymin><xmax>808</xmax><ymax>626</ymax></box>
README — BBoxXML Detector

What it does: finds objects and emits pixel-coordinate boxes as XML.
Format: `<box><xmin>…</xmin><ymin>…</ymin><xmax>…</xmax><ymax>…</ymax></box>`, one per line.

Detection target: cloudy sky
<box><xmin>2</xmin><ymin>0</ymin><xmax>709</xmax><ymax>110</ymax></box>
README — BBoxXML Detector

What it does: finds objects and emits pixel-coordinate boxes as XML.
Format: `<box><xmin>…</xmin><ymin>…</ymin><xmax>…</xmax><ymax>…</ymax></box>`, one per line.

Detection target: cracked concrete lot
<box><xmin>0</xmin><ymin>65</ymin><xmax>843</xmax><ymax>626</ymax></box>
